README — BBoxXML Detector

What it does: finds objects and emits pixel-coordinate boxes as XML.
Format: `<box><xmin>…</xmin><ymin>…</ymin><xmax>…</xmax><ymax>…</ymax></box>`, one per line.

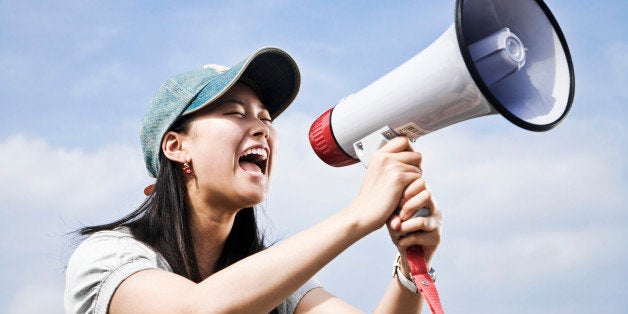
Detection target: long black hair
<box><xmin>79</xmin><ymin>113</ymin><xmax>271</xmax><ymax>286</ymax></box>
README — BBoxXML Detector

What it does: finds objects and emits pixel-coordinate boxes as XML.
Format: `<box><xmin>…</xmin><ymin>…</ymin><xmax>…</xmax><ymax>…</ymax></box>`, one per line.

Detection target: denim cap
<box><xmin>140</xmin><ymin>47</ymin><xmax>300</xmax><ymax>178</ymax></box>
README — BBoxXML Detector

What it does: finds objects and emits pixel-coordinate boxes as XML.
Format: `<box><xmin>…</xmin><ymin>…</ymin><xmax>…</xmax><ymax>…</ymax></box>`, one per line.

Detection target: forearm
<box><xmin>374</xmin><ymin>277</ymin><xmax>423</xmax><ymax>314</ymax></box>
<box><xmin>189</xmin><ymin>205</ymin><xmax>372</xmax><ymax>313</ymax></box>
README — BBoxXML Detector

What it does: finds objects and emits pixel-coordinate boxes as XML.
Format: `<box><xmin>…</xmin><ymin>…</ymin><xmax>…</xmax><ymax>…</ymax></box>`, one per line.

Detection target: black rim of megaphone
<box><xmin>455</xmin><ymin>0</ymin><xmax>575</xmax><ymax>132</ymax></box>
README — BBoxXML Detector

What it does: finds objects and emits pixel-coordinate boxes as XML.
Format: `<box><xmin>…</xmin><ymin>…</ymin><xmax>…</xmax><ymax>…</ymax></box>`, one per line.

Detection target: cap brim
<box><xmin>184</xmin><ymin>47</ymin><xmax>300</xmax><ymax>119</ymax></box>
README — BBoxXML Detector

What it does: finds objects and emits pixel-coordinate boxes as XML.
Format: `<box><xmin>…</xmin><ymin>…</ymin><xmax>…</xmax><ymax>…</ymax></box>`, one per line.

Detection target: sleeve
<box><xmin>277</xmin><ymin>278</ymin><xmax>322</xmax><ymax>314</ymax></box>
<box><xmin>64</xmin><ymin>232</ymin><xmax>163</xmax><ymax>314</ymax></box>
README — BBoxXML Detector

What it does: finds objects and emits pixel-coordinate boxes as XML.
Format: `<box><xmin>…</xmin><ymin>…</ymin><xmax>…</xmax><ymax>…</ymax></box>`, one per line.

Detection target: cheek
<box><xmin>188</xmin><ymin>124</ymin><xmax>243</xmax><ymax>170</ymax></box>
<box><xmin>267</xmin><ymin>132</ymin><xmax>278</xmax><ymax>177</ymax></box>
<box><xmin>192</xmin><ymin>146</ymin><xmax>229</xmax><ymax>177</ymax></box>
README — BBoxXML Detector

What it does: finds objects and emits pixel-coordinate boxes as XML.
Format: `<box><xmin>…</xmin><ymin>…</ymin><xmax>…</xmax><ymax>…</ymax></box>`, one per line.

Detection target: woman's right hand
<box><xmin>350</xmin><ymin>136</ymin><xmax>423</xmax><ymax>232</ymax></box>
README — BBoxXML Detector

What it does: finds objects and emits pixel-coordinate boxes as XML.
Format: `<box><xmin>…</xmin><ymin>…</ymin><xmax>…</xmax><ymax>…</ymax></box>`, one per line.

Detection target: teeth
<box><xmin>241</xmin><ymin>148</ymin><xmax>267</xmax><ymax>160</ymax></box>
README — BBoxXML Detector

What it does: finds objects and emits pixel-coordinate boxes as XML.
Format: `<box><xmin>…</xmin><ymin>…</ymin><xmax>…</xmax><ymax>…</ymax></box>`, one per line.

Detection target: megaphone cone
<box><xmin>309</xmin><ymin>0</ymin><xmax>574</xmax><ymax>167</ymax></box>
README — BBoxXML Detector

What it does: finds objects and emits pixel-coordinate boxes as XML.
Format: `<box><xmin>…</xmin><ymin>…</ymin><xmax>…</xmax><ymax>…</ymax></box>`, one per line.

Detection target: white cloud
<box><xmin>7</xmin><ymin>284</ymin><xmax>64</xmax><ymax>314</ymax></box>
<box><xmin>0</xmin><ymin>135</ymin><xmax>150</xmax><ymax>218</ymax></box>
<box><xmin>0</xmin><ymin>135</ymin><xmax>151</xmax><ymax>311</ymax></box>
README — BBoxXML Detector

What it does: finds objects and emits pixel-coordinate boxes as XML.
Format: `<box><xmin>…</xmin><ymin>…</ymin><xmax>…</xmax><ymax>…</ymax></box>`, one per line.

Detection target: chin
<box><xmin>239</xmin><ymin>190</ymin><xmax>268</xmax><ymax>208</ymax></box>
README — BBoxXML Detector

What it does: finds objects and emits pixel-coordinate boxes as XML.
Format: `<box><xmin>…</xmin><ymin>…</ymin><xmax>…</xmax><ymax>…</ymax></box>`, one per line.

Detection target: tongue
<box><xmin>239</xmin><ymin>161</ymin><xmax>262</xmax><ymax>173</ymax></box>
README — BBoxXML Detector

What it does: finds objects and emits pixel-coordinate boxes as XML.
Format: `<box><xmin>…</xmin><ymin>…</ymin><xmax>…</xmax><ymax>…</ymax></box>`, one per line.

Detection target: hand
<box><xmin>387</xmin><ymin>173</ymin><xmax>442</xmax><ymax>270</ymax></box>
<box><xmin>350</xmin><ymin>137</ymin><xmax>423</xmax><ymax>232</ymax></box>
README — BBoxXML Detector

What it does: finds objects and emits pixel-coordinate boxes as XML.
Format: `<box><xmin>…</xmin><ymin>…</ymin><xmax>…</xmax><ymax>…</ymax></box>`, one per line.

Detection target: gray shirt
<box><xmin>64</xmin><ymin>227</ymin><xmax>320</xmax><ymax>314</ymax></box>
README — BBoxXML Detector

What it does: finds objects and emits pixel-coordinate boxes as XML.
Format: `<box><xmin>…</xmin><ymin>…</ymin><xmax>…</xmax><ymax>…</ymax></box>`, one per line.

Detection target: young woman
<box><xmin>65</xmin><ymin>47</ymin><xmax>442</xmax><ymax>314</ymax></box>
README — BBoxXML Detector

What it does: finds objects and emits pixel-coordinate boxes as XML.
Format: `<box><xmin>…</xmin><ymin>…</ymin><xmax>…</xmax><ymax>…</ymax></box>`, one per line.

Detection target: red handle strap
<box><xmin>406</xmin><ymin>246</ymin><xmax>444</xmax><ymax>314</ymax></box>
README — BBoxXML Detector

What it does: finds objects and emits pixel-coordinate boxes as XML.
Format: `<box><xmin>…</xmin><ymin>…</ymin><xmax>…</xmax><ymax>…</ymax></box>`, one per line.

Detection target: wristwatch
<box><xmin>392</xmin><ymin>253</ymin><xmax>436</xmax><ymax>294</ymax></box>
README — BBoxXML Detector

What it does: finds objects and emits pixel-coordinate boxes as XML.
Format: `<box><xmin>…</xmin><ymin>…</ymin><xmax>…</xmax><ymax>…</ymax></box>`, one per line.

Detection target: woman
<box><xmin>65</xmin><ymin>47</ymin><xmax>442</xmax><ymax>313</ymax></box>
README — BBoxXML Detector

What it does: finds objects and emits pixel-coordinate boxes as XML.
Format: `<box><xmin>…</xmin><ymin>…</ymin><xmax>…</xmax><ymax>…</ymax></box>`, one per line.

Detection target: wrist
<box><xmin>398</xmin><ymin>253</ymin><xmax>411</xmax><ymax>276</ymax></box>
<box><xmin>344</xmin><ymin>200</ymin><xmax>381</xmax><ymax>234</ymax></box>
<box><xmin>392</xmin><ymin>253</ymin><xmax>437</xmax><ymax>294</ymax></box>
<box><xmin>335</xmin><ymin>205</ymin><xmax>372</xmax><ymax>242</ymax></box>
<box><xmin>392</xmin><ymin>253</ymin><xmax>418</xmax><ymax>294</ymax></box>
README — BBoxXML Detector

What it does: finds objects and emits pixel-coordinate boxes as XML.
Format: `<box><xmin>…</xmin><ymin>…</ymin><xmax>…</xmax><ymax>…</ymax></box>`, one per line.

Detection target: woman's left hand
<box><xmin>386</xmin><ymin>177</ymin><xmax>443</xmax><ymax>269</ymax></box>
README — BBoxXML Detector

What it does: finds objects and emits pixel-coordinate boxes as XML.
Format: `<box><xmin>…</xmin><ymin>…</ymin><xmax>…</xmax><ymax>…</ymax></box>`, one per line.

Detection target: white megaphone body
<box><xmin>309</xmin><ymin>0</ymin><xmax>575</xmax><ymax>167</ymax></box>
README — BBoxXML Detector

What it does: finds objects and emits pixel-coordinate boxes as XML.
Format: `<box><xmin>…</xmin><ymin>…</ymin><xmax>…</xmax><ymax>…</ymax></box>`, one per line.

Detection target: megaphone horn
<box><xmin>309</xmin><ymin>0</ymin><xmax>575</xmax><ymax>167</ymax></box>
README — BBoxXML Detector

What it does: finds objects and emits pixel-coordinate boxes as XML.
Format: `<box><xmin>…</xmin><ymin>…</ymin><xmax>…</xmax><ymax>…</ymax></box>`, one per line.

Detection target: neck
<box><xmin>187</xmin><ymin>194</ymin><xmax>238</xmax><ymax>279</ymax></box>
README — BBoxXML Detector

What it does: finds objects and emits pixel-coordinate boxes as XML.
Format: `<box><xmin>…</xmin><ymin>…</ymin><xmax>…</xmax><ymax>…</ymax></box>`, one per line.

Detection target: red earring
<box><xmin>183</xmin><ymin>162</ymin><xmax>195</xmax><ymax>178</ymax></box>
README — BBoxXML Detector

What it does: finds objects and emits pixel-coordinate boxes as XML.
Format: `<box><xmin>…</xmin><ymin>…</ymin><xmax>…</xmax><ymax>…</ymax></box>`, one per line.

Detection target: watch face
<box><xmin>429</xmin><ymin>267</ymin><xmax>437</xmax><ymax>282</ymax></box>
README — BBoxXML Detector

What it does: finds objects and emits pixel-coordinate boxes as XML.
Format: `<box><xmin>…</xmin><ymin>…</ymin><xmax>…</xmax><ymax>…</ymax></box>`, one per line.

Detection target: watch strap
<box><xmin>392</xmin><ymin>254</ymin><xmax>419</xmax><ymax>293</ymax></box>
<box><xmin>406</xmin><ymin>246</ymin><xmax>444</xmax><ymax>314</ymax></box>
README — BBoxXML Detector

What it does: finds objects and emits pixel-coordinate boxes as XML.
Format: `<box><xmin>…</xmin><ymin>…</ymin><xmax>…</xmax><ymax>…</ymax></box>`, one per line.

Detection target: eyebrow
<box><xmin>218</xmin><ymin>99</ymin><xmax>269</xmax><ymax>112</ymax></box>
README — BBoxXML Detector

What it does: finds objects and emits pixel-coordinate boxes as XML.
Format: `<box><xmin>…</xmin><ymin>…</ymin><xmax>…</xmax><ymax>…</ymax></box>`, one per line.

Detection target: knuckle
<box><xmin>378</xmin><ymin>154</ymin><xmax>396</xmax><ymax>169</ymax></box>
<box><xmin>421</xmin><ymin>218</ymin><xmax>429</xmax><ymax>228</ymax></box>
<box><xmin>370</xmin><ymin>154</ymin><xmax>383</xmax><ymax>167</ymax></box>
<box><xmin>415</xmin><ymin>151</ymin><xmax>422</xmax><ymax>161</ymax></box>
<box><xmin>392</xmin><ymin>171</ymin><xmax>406</xmax><ymax>184</ymax></box>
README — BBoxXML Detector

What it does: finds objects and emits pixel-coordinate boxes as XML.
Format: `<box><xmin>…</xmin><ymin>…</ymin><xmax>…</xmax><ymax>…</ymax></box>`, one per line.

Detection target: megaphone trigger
<box><xmin>353</xmin><ymin>126</ymin><xmax>399</xmax><ymax>168</ymax></box>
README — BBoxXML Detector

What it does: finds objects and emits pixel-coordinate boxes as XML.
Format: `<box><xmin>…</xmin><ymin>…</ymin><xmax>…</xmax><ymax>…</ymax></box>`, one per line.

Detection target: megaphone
<box><xmin>309</xmin><ymin>0</ymin><xmax>575</xmax><ymax>167</ymax></box>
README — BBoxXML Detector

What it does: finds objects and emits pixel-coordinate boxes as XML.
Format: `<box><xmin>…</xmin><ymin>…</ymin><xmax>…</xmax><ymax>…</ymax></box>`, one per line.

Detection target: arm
<box><xmin>110</xmin><ymin>137</ymin><xmax>423</xmax><ymax>314</ymax></box>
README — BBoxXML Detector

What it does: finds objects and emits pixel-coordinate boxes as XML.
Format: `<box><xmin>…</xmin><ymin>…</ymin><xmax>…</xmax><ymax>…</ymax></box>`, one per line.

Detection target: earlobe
<box><xmin>162</xmin><ymin>131</ymin><xmax>187</xmax><ymax>163</ymax></box>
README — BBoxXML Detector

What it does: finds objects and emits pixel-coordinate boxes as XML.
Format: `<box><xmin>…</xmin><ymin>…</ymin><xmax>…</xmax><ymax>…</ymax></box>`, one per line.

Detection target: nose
<box><xmin>251</xmin><ymin>117</ymin><xmax>270</xmax><ymax>139</ymax></box>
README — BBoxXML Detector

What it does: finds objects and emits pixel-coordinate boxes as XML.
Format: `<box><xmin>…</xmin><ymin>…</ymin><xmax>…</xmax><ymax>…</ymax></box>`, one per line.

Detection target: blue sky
<box><xmin>1</xmin><ymin>0</ymin><xmax>626</xmax><ymax>313</ymax></box>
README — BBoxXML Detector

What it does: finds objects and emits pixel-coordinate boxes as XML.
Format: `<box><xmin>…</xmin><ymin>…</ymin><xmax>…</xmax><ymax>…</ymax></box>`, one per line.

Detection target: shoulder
<box><xmin>64</xmin><ymin>227</ymin><xmax>171</xmax><ymax>314</ymax></box>
<box><xmin>69</xmin><ymin>227</ymin><xmax>169</xmax><ymax>267</ymax></box>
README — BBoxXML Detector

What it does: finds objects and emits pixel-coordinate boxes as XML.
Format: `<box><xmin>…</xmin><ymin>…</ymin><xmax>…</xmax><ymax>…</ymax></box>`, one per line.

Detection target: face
<box><xmin>180</xmin><ymin>82</ymin><xmax>277</xmax><ymax>211</ymax></box>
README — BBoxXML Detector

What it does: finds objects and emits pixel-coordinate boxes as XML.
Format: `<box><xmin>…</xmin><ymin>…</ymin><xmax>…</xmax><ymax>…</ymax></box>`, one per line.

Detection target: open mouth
<box><xmin>238</xmin><ymin>147</ymin><xmax>268</xmax><ymax>175</ymax></box>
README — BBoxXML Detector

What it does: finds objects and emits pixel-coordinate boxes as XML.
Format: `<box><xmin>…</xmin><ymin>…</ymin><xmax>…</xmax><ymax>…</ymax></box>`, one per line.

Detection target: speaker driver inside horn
<box><xmin>456</xmin><ymin>0</ymin><xmax>575</xmax><ymax>131</ymax></box>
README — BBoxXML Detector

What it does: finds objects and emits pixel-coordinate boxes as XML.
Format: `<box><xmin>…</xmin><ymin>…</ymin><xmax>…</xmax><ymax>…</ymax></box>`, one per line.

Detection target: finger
<box><xmin>385</xmin><ymin>151</ymin><xmax>422</xmax><ymax>169</ymax></box>
<box><xmin>398</xmin><ymin>178</ymin><xmax>426</xmax><ymax>209</ymax></box>
<box><xmin>369</xmin><ymin>153</ymin><xmax>422</xmax><ymax>179</ymax></box>
<box><xmin>387</xmin><ymin>214</ymin><xmax>402</xmax><ymax>232</ymax></box>
<box><xmin>380</xmin><ymin>136</ymin><xmax>413</xmax><ymax>153</ymax></box>
<box><xmin>388</xmin><ymin>159</ymin><xmax>422</xmax><ymax>175</ymax></box>
<box><xmin>429</xmin><ymin>202</ymin><xmax>442</xmax><ymax>220</ymax></box>
<box><xmin>398</xmin><ymin>230</ymin><xmax>441</xmax><ymax>249</ymax></box>
<box><xmin>397</xmin><ymin>216</ymin><xmax>441</xmax><ymax>234</ymax></box>
<box><xmin>372</xmin><ymin>152</ymin><xmax>422</xmax><ymax>174</ymax></box>
<box><xmin>399</xmin><ymin>189</ymin><xmax>432</xmax><ymax>221</ymax></box>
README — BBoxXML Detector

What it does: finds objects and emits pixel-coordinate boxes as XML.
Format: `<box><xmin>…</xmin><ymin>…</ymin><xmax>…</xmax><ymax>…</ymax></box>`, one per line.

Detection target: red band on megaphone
<box><xmin>309</xmin><ymin>108</ymin><xmax>358</xmax><ymax>167</ymax></box>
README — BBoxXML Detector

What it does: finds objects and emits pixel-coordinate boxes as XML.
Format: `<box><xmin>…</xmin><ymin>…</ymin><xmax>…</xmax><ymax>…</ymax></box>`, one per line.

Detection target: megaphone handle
<box><xmin>406</xmin><ymin>246</ymin><xmax>444</xmax><ymax>314</ymax></box>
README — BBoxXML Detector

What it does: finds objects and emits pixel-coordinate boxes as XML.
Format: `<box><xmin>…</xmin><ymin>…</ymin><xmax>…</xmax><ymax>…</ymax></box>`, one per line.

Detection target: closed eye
<box><xmin>259</xmin><ymin>109</ymin><xmax>272</xmax><ymax>123</ymax></box>
<box><xmin>225</xmin><ymin>111</ymin><xmax>246</xmax><ymax>117</ymax></box>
